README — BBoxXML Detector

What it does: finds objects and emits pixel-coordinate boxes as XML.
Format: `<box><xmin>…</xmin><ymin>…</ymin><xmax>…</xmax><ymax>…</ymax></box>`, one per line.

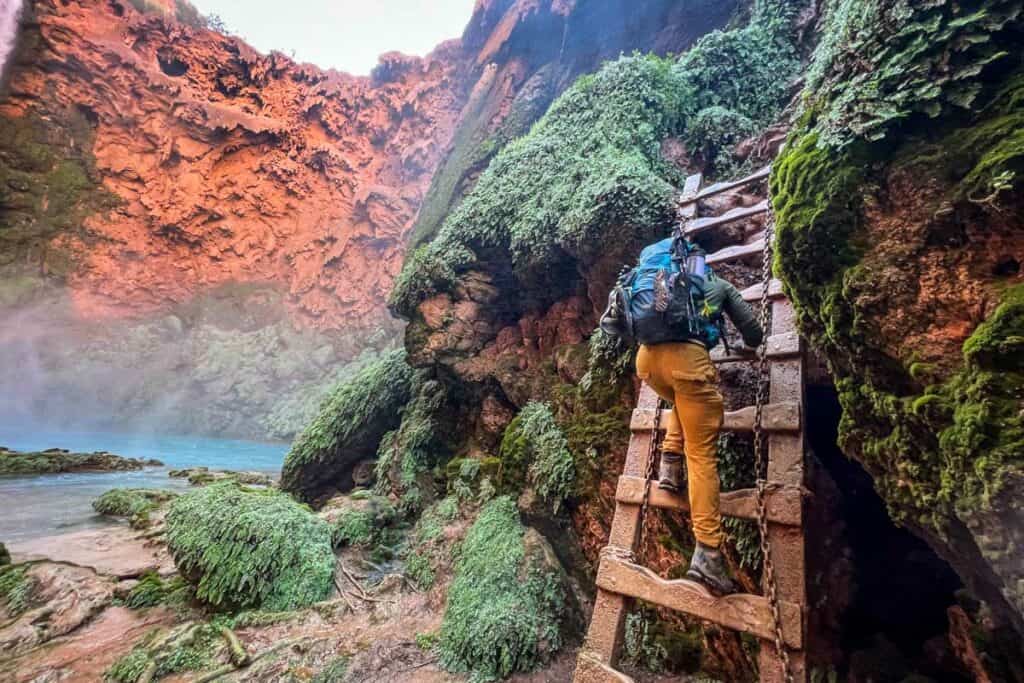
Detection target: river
<box><xmin>0</xmin><ymin>427</ymin><xmax>288</xmax><ymax>541</ymax></box>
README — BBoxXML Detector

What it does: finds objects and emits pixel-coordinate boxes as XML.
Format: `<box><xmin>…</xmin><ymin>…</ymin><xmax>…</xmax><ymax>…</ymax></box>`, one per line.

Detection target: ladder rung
<box><xmin>711</xmin><ymin>331</ymin><xmax>801</xmax><ymax>363</ymax></box>
<box><xmin>631</xmin><ymin>401</ymin><xmax>800</xmax><ymax>433</ymax></box>
<box><xmin>740</xmin><ymin>278</ymin><xmax>785</xmax><ymax>303</ymax></box>
<box><xmin>684</xmin><ymin>200</ymin><xmax>769</xmax><ymax>237</ymax></box>
<box><xmin>573</xmin><ymin>653</ymin><xmax>635</xmax><ymax>683</ymax></box>
<box><xmin>706</xmin><ymin>237</ymin><xmax>765</xmax><ymax>265</ymax></box>
<box><xmin>677</xmin><ymin>165</ymin><xmax>771</xmax><ymax>207</ymax></box>
<box><xmin>595</xmin><ymin>555</ymin><xmax>804</xmax><ymax>649</ymax></box>
<box><xmin>615</xmin><ymin>476</ymin><xmax>803</xmax><ymax>526</ymax></box>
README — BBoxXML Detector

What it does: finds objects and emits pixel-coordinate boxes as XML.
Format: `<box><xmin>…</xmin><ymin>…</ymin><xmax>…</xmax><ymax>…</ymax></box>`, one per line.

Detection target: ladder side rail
<box><xmin>577</xmin><ymin>384</ymin><xmax>659</xmax><ymax>675</ymax></box>
<box><xmin>758</xmin><ymin>298</ymin><xmax>808</xmax><ymax>682</ymax></box>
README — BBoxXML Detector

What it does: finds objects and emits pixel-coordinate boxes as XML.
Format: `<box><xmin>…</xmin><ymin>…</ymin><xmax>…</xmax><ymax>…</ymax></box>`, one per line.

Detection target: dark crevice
<box><xmin>807</xmin><ymin>385</ymin><xmax>971</xmax><ymax>681</ymax></box>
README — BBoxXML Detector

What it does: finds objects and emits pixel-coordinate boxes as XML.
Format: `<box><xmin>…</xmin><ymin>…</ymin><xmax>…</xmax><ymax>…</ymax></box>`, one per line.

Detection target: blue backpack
<box><xmin>599</xmin><ymin>236</ymin><xmax>721</xmax><ymax>348</ymax></box>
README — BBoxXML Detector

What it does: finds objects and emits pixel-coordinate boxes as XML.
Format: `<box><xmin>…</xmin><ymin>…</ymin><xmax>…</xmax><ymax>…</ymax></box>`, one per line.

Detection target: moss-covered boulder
<box><xmin>165</xmin><ymin>482</ymin><xmax>334</xmax><ymax>611</ymax></box>
<box><xmin>772</xmin><ymin>0</ymin><xmax>1024</xmax><ymax>630</ymax></box>
<box><xmin>281</xmin><ymin>349</ymin><xmax>415</xmax><ymax>503</ymax></box>
<box><xmin>93</xmin><ymin>488</ymin><xmax>177</xmax><ymax>529</ymax></box>
<box><xmin>438</xmin><ymin>496</ymin><xmax>577</xmax><ymax>680</ymax></box>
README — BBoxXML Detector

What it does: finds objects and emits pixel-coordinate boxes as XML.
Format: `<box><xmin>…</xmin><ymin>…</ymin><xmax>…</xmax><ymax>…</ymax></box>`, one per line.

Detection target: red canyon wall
<box><xmin>2</xmin><ymin>0</ymin><xmax>469</xmax><ymax>330</ymax></box>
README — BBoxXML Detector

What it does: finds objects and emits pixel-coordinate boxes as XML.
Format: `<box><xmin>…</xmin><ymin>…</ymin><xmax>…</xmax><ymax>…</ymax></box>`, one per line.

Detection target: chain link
<box><xmin>636</xmin><ymin>398</ymin><xmax>663</xmax><ymax>557</ymax></box>
<box><xmin>754</xmin><ymin>186</ymin><xmax>794</xmax><ymax>683</ymax></box>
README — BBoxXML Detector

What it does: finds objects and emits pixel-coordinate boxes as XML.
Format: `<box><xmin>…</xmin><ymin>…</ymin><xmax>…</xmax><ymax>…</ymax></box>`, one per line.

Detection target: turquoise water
<box><xmin>0</xmin><ymin>427</ymin><xmax>288</xmax><ymax>541</ymax></box>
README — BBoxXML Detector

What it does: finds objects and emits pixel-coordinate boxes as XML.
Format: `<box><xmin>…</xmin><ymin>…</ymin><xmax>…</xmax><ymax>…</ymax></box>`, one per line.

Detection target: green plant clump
<box><xmin>282</xmin><ymin>349</ymin><xmax>415</xmax><ymax>502</ymax></box>
<box><xmin>332</xmin><ymin>496</ymin><xmax>398</xmax><ymax>548</ymax></box>
<box><xmin>105</xmin><ymin>623</ymin><xmax>221</xmax><ymax>683</ymax></box>
<box><xmin>373</xmin><ymin>376</ymin><xmax>454</xmax><ymax>513</ymax></box>
<box><xmin>125</xmin><ymin>571</ymin><xmax>190</xmax><ymax>609</ymax></box>
<box><xmin>438</xmin><ymin>496</ymin><xmax>570</xmax><ymax>681</ymax></box>
<box><xmin>0</xmin><ymin>565</ymin><xmax>33</xmax><ymax>616</ymax></box>
<box><xmin>93</xmin><ymin>488</ymin><xmax>177</xmax><ymax>529</ymax></box>
<box><xmin>165</xmin><ymin>482</ymin><xmax>334</xmax><ymax>611</ymax></box>
<box><xmin>499</xmin><ymin>402</ymin><xmax>576</xmax><ymax>510</ymax></box>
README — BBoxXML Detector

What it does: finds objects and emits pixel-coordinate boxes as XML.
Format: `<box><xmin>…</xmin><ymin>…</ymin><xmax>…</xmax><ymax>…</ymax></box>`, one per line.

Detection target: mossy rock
<box><xmin>438</xmin><ymin>496</ymin><xmax>576</xmax><ymax>680</ymax></box>
<box><xmin>282</xmin><ymin>349</ymin><xmax>415</xmax><ymax>503</ymax></box>
<box><xmin>165</xmin><ymin>482</ymin><xmax>334</xmax><ymax>611</ymax></box>
<box><xmin>93</xmin><ymin>488</ymin><xmax>177</xmax><ymax>529</ymax></box>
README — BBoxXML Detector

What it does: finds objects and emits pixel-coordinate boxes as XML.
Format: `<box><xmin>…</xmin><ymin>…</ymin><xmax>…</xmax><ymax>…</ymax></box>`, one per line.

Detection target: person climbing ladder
<box><xmin>600</xmin><ymin>235</ymin><xmax>763</xmax><ymax>595</ymax></box>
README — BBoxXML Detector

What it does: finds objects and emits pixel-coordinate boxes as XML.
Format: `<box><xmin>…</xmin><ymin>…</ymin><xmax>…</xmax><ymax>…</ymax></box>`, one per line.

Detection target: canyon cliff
<box><xmin>0</xmin><ymin>0</ymin><xmax>737</xmax><ymax>438</ymax></box>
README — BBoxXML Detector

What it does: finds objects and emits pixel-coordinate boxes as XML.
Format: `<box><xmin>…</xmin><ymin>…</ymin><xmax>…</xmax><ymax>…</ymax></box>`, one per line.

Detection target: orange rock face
<box><xmin>2</xmin><ymin>0</ymin><xmax>469</xmax><ymax>331</ymax></box>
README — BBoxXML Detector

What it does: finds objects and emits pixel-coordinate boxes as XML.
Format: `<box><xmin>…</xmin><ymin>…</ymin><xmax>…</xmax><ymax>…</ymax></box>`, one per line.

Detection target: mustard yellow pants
<box><xmin>636</xmin><ymin>342</ymin><xmax>725</xmax><ymax>548</ymax></box>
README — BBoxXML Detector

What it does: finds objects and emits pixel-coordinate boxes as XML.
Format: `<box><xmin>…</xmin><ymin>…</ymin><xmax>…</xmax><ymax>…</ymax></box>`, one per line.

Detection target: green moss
<box><xmin>93</xmin><ymin>489</ymin><xmax>177</xmax><ymax>529</ymax></box>
<box><xmin>165</xmin><ymin>482</ymin><xmax>334</xmax><ymax>611</ymax></box>
<box><xmin>0</xmin><ymin>565</ymin><xmax>33</xmax><ymax>616</ymax></box>
<box><xmin>802</xmin><ymin>0</ymin><xmax>1023</xmax><ymax>148</ymax></box>
<box><xmin>282</xmin><ymin>349</ymin><xmax>415</xmax><ymax>502</ymax></box>
<box><xmin>332</xmin><ymin>496</ymin><xmax>397</xmax><ymax>548</ymax></box>
<box><xmin>438</xmin><ymin>496</ymin><xmax>571</xmax><ymax>681</ymax></box>
<box><xmin>404</xmin><ymin>550</ymin><xmax>436</xmax><ymax>591</ymax></box>
<box><xmin>105</xmin><ymin>648</ymin><xmax>150</xmax><ymax>683</ymax></box>
<box><xmin>400</xmin><ymin>496</ymin><xmax>460</xmax><ymax>591</ymax></box>
<box><xmin>105</xmin><ymin>622</ymin><xmax>221</xmax><ymax>682</ymax></box>
<box><xmin>125</xmin><ymin>572</ymin><xmax>190</xmax><ymax>609</ymax></box>
<box><xmin>0</xmin><ymin>111</ymin><xmax>119</xmax><ymax>268</ymax></box>
<box><xmin>499</xmin><ymin>402</ymin><xmax>576</xmax><ymax>510</ymax></box>
<box><xmin>373</xmin><ymin>376</ymin><xmax>460</xmax><ymax>514</ymax></box>
<box><xmin>312</xmin><ymin>656</ymin><xmax>350</xmax><ymax>683</ymax></box>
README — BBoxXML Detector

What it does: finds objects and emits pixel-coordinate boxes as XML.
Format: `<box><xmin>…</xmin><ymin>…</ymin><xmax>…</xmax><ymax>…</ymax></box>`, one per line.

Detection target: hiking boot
<box><xmin>686</xmin><ymin>542</ymin><xmax>737</xmax><ymax>596</ymax></box>
<box><xmin>657</xmin><ymin>452</ymin><xmax>683</xmax><ymax>493</ymax></box>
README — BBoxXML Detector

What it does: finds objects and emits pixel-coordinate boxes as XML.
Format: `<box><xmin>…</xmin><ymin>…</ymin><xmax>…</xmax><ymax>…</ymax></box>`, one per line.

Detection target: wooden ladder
<box><xmin>574</xmin><ymin>167</ymin><xmax>808</xmax><ymax>683</ymax></box>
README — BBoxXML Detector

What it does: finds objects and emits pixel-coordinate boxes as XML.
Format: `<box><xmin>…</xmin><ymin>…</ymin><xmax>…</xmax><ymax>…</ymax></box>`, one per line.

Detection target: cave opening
<box><xmin>158</xmin><ymin>54</ymin><xmax>189</xmax><ymax>77</ymax></box>
<box><xmin>806</xmin><ymin>384</ymin><xmax>971</xmax><ymax>681</ymax></box>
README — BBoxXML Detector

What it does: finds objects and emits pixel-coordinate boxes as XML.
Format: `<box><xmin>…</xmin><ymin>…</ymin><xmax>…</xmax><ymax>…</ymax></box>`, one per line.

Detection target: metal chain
<box><xmin>754</xmin><ymin>188</ymin><xmax>794</xmax><ymax>682</ymax></box>
<box><xmin>636</xmin><ymin>398</ymin><xmax>663</xmax><ymax>557</ymax></box>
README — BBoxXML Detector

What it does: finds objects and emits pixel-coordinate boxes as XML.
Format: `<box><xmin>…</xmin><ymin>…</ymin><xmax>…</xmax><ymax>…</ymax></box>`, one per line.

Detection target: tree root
<box><xmin>219</xmin><ymin>626</ymin><xmax>250</xmax><ymax>667</ymax></box>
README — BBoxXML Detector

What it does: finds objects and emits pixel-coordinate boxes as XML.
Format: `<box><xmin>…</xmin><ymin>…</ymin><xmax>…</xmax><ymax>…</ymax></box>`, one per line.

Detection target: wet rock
<box><xmin>0</xmin><ymin>447</ymin><xmax>163</xmax><ymax>475</ymax></box>
<box><xmin>168</xmin><ymin>466</ymin><xmax>274</xmax><ymax>487</ymax></box>
<box><xmin>0</xmin><ymin>562</ymin><xmax>116</xmax><ymax>657</ymax></box>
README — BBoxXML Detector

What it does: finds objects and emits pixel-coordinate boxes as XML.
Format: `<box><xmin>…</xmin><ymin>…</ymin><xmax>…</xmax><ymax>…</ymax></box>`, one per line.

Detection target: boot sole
<box><xmin>685</xmin><ymin>568</ymin><xmax>735</xmax><ymax>597</ymax></box>
<box><xmin>657</xmin><ymin>480</ymin><xmax>681</xmax><ymax>493</ymax></box>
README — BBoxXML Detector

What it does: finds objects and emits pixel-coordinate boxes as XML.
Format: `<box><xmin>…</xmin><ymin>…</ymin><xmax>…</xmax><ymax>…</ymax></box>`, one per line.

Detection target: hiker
<box><xmin>600</xmin><ymin>235</ymin><xmax>763</xmax><ymax>595</ymax></box>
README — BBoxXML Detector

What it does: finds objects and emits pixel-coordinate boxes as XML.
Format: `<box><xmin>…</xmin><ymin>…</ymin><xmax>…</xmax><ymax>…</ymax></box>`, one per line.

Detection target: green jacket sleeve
<box><xmin>721</xmin><ymin>280</ymin><xmax>764</xmax><ymax>348</ymax></box>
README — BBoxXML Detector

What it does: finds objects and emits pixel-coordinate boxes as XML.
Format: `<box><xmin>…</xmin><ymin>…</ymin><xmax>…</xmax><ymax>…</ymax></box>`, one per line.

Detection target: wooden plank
<box><xmin>711</xmin><ymin>331</ymin><xmax>801</xmax><ymax>363</ymax></box>
<box><xmin>596</xmin><ymin>557</ymin><xmax>803</xmax><ymax>649</ymax></box>
<box><xmin>615</xmin><ymin>476</ymin><xmax>803</xmax><ymax>526</ymax></box>
<box><xmin>631</xmin><ymin>401</ymin><xmax>800</xmax><ymax>433</ymax></box>
<box><xmin>573</xmin><ymin>653</ymin><xmax>636</xmax><ymax>683</ymax></box>
<box><xmin>706</xmin><ymin>237</ymin><xmax>764</xmax><ymax>266</ymax></box>
<box><xmin>677</xmin><ymin>166</ymin><xmax>770</xmax><ymax>207</ymax></box>
<box><xmin>740</xmin><ymin>278</ymin><xmax>785</xmax><ymax>303</ymax></box>
<box><xmin>684</xmin><ymin>200</ymin><xmax>769</xmax><ymax>237</ymax></box>
<box><xmin>678</xmin><ymin>173</ymin><xmax>703</xmax><ymax>221</ymax></box>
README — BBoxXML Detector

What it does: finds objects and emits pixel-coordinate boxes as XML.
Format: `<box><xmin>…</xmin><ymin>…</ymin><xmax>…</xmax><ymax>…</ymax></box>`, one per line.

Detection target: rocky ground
<box><xmin>0</xmin><ymin>485</ymin><xmax>686</xmax><ymax>683</ymax></box>
<box><xmin>0</xmin><ymin>446</ymin><xmax>162</xmax><ymax>474</ymax></box>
